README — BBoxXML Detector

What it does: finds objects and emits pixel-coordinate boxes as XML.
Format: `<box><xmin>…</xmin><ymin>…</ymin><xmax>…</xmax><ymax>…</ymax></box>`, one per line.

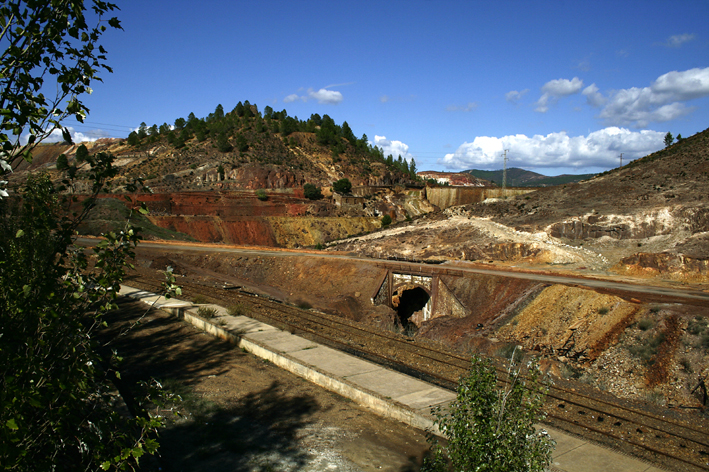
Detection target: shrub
<box><xmin>598</xmin><ymin>307</ymin><xmax>609</xmax><ymax>315</ymax></box>
<box><xmin>227</xmin><ymin>303</ymin><xmax>247</xmax><ymax>317</ymax></box>
<box><xmin>192</xmin><ymin>294</ymin><xmax>208</xmax><ymax>304</ymax></box>
<box><xmin>256</xmin><ymin>189</ymin><xmax>268</xmax><ymax>201</ymax></box>
<box><xmin>496</xmin><ymin>343</ymin><xmax>524</xmax><ymax>363</ymax></box>
<box><xmin>332</xmin><ymin>178</ymin><xmax>352</xmax><ymax>194</ymax></box>
<box><xmin>381</xmin><ymin>214</ymin><xmax>392</xmax><ymax>227</ymax></box>
<box><xmin>637</xmin><ymin>318</ymin><xmax>654</xmax><ymax>331</ymax></box>
<box><xmin>423</xmin><ymin>353</ymin><xmax>554</xmax><ymax>471</ymax></box>
<box><xmin>629</xmin><ymin>332</ymin><xmax>666</xmax><ymax>364</ymax></box>
<box><xmin>197</xmin><ymin>306</ymin><xmax>218</xmax><ymax>319</ymax></box>
<box><xmin>303</xmin><ymin>183</ymin><xmax>323</xmax><ymax>200</ymax></box>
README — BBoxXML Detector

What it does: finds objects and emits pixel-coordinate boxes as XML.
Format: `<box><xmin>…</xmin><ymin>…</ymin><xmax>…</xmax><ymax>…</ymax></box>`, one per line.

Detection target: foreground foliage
<box><xmin>0</xmin><ymin>0</ymin><xmax>121</xmax><ymax>180</ymax></box>
<box><xmin>0</xmin><ymin>170</ymin><xmax>172</xmax><ymax>471</ymax></box>
<box><xmin>423</xmin><ymin>353</ymin><xmax>555</xmax><ymax>472</ymax></box>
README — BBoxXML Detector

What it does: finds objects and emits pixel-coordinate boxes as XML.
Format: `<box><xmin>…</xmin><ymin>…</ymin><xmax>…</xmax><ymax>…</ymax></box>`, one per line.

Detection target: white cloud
<box><xmin>664</xmin><ymin>33</ymin><xmax>695</xmax><ymax>48</ymax></box>
<box><xmin>506</xmin><ymin>89</ymin><xmax>529</xmax><ymax>103</ymax></box>
<box><xmin>535</xmin><ymin>77</ymin><xmax>584</xmax><ymax>112</ymax></box>
<box><xmin>438</xmin><ymin>127</ymin><xmax>664</xmax><ymax>171</ymax></box>
<box><xmin>380</xmin><ymin>95</ymin><xmax>390</xmax><ymax>103</ymax></box>
<box><xmin>446</xmin><ymin>102</ymin><xmax>478</xmax><ymax>112</ymax></box>
<box><xmin>283</xmin><ymin>87</ymin><xmax>343</xmax><ymax>105</ymax></box>
<box><xmin>599</xmin><ymin>67</ymin><xmax>709</xmax><ymax>127</ymax></box>
<box><xmin>372</xmin><ymin>135</ymin><xmax>414</xmax><ymax>161</ymax></box>
<box><xmin>21</xmin><ymin>126</ymin><xmax>110</xmax><ymax>145</ymax></box>
<box><xmin>582</xmin><ymin>83</ymin><xmax>606</xmax><ymax>107</ymax></box>
<box><xmin>309</xmin><ymin>88</ymin><xmax>343</xmax><ymax>104</ymax></box>
<box><xmin>283</xmin><ymin>93</ymin><xmax>304</xmax><ymax>103</ymax></box>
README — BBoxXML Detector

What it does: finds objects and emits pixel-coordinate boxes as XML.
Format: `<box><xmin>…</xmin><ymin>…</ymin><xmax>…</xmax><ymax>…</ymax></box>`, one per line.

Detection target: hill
<box><xmin>333</xmin><ymin>127</ymin><xmax>709</xmax><ymax>279</ymax></box>
<box><xmin>463</xmin><ymin>168</ymin><xmax>596</xmax><ymax>187</ymax></box>
<box><xmin>12</xmin><ymin>101</ymin><xmax>418</xmax><ymax>194</ymax></box>
<box><xmin>7</xmin><ymin>102</ymin><xmax>434</xmax><ymax>244</ymax></box>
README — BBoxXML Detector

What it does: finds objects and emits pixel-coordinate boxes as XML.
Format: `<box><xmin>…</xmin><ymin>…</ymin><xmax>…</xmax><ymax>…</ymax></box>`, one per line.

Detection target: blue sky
<box><xmin>63</xmin><ymin>0</ymin><xmax>709</xmax><ymax>175</ymax></box>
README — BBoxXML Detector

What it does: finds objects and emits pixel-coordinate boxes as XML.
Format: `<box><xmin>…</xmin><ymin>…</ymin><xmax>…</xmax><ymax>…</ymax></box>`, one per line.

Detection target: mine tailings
<box><xmin>137</xmin><ymin>245</ymin><xmax>678</xmax><ymax>373</ymax></box>
<box><xmin>79</xmin><ymin>192</ymin><xmax>381</xmax><ymax>247</ymax></box>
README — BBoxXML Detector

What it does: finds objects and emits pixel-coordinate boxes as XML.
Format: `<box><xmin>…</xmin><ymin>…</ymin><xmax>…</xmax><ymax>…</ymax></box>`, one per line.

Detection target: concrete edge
<box><xmin>176</xmin><ymin>308</ymin><xmax>439</xmax><ymax>434</ymax></box>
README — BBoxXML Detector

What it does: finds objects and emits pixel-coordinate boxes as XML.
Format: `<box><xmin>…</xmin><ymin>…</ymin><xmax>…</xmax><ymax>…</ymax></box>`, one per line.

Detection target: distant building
<box><xmin>333</xmin><ymin>193</ymin><xmax>365</xmax><ymax>209</ymax></box>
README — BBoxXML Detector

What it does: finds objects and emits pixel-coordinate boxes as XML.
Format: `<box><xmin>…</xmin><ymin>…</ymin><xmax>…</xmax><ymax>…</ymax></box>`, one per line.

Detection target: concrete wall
<box><xmin>425</xmin><ymin>187</ymin><xmax>535</xmax><ymax>209</ymax></box>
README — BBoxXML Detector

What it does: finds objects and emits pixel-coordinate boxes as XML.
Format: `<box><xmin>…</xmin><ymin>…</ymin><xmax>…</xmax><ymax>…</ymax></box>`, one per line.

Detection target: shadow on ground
<box><xmin>156</xmin><ymin>381</ymin><xmax>320</xmax><ymax>471</ymax></box>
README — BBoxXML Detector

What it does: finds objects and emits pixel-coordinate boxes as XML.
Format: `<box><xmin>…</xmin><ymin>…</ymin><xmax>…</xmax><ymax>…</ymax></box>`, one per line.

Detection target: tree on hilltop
<box><xmin>664</xmin><ymin>132</ymin><xmax>674</xmax><ymax>148</ymax></box>
<box><xmin>214</xmin><ymin>104</ymin><xmax>225</xmax><ymax>121</ymax></box>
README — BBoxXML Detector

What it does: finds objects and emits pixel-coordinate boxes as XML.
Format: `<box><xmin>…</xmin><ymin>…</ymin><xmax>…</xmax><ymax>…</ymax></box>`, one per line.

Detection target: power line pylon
<box><xmin>502</xmin><ymin>149</ymin><xmax>509</xmax><ymax>190</ymax></box>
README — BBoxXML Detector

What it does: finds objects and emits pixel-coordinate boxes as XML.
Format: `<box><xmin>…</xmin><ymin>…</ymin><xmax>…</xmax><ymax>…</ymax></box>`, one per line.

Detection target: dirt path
<box><xmin>100</xmin><ymin>298</ymin><xmax>430</xmax><ymax>472</ymax></box>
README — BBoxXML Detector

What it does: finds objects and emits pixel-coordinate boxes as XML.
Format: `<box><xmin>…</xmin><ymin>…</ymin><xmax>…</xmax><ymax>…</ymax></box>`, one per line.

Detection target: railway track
<box><xmin>127</xmin><ymin>273</ymin><xmax>709</xmax><ymax>471</ymax></box>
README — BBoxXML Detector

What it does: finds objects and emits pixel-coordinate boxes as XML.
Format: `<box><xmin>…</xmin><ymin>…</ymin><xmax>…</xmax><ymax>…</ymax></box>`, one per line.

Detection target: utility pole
<box><xmin>502</xmin><ymin>149</ymin><xmax>509</xmax><ymax>190</ymax></box>
<box><xmin>619</xmin><ymin>153</ymin><xmax>623</xmax><ymax>168</ymax></box>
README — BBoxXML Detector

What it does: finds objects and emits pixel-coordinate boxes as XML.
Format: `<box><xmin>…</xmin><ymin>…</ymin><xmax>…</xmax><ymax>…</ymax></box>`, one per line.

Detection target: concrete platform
<box><xmin>119</xmin><ymin>284</ymin><xmax>666</xmax><ymax>472</ymax></box>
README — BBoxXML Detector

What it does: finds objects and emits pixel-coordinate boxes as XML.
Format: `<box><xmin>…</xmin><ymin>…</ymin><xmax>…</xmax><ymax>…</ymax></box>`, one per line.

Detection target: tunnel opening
<box><xmin>396</xmin><ymin>287</ymin><xmax>430</xmax><ymax>331</ymax></box>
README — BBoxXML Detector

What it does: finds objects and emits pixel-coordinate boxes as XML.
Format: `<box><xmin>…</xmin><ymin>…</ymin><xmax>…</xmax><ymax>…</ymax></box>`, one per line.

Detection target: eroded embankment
<box><xmin>147</xmin><ymin>216</ymin><xmax>381</xmax><ymax>247</ymax></box>
<box><xmin>140</xmin><ymin>248</ymin><xmax>709</xmax><ymax>407</ymax></box>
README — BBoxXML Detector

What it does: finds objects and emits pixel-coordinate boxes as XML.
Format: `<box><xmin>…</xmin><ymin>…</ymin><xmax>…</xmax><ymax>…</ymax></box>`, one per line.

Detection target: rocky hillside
<box><xmin>331</xmin><ymin>127</ymin><xmax>709</xmax><ymax>282</ymax></box>
<box><xmin>12</xmin><ymin>102</ymin><xmax>418</xmax><ymax>194</ymax></box>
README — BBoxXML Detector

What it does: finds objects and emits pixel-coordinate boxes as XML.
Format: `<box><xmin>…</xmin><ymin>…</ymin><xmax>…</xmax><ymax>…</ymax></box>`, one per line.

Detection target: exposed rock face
<box><xmin>496</xmin><ymin>285</ymin><xmax>639</xmax><ymax>363</ymax></box>
<box><xmin>147</xmin><ymin>215</ymin><xmax>381</xmax><ymax>247</ymax></box>
<box><xmin>425</xmin><ymin>187</ymin><xmax>533</xmax><ymax>210</ymax></box>
<box><xmin>229</xmin><ymin>165</ymin><xmax>306</xmax><ymax>189</ymax></box>
<box><xmin>548</xmin><ymin>207</ymin><xmax>709</xmax><ymax>240</ymax></box>
<box><xmin>614</xmin><ymin>251</ymin><xmax>709</xmax><ymax>282</ymax></box>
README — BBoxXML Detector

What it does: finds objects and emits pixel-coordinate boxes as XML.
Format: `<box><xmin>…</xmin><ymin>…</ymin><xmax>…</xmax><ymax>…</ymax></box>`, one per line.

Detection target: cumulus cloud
<box><xmin>664</xmin><ymin>33</ymin><xmax>695</xmax><ymax>48</ymax></box>
<box><xmin>505</xmin><ymin>89</ymin><xmax>529</xmax><ymax>103</ymax></box>
<box><xmin>599</xmin><ymin>67</ymin><xmax>709</xmax><ymax>127</ymax></box>
<box><xmin>582</xmin><ymin>83</ymin><xmax>606</xmax><ymax>107</ymax></box>
<box><xmin>446</xmin><ymin>102</ymin><xmax>478</xmax><ymax>112</ymax></box>
<box><xmin>438</xmin><ymin>127</ymin><xmax>664</xmax><ymax>171</ymax></box>
<box><xmin>535</xmin><ymin>77</ymin><xmax>584</xmax><ymax>112</ymax></box>
<box><xmin>283</xmin><ymin>87</ymin><xmax>343</xmax><ymax>105</ymax></box>
<box><xmin>372</xmin><ymin>135</ymin><xmax>414</xmax><ymax>161</ymax></box>
<box><xmin>309</xmin><ymin>88</ymin><xmax>343</xmax><ymax>104</ymax></box>
<box><xmin>21</xmin><ymin>126</ymin><xmax>111</xmax><ymax>145</ymax></box>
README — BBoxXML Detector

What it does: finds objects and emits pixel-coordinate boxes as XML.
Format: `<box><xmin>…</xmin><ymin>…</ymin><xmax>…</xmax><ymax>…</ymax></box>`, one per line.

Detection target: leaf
<box><xmin>6</xmin><ymin>418</ymin><xmax>18</xmax><ymax>430</ymax></box>
<box><xmin>100</xmin><ymin>461</ymin><xmax>111</xmax><ymax>470</ymax></box>
<box><xmin>131</xmin><ymin>447</ymin><xmax>144</xmax><ymax>459</ymax></box>
<box><xmin>62</xmin><ymin>127</ymin><xmax>73</xmax><ymax>144</ymax></box>
<box><xmin>15</xmin><ymin>229</ymin><xmax>24</xmax><ymax>238</ymax></box>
